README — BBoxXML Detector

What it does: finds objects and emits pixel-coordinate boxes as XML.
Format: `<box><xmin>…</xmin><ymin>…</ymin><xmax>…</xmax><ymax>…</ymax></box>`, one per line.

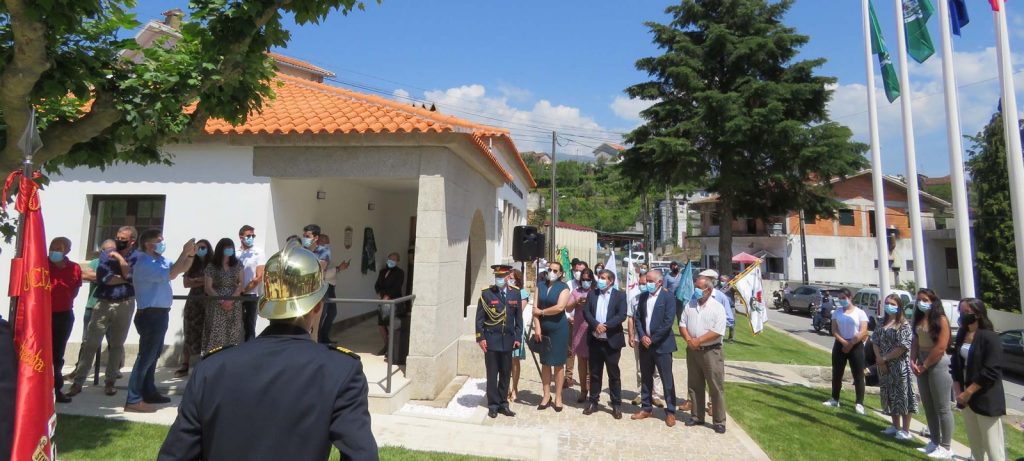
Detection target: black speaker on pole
<box><xmin>512</xmin><ymin>226</ymin><xmax>545</xmax><ymax>262</ymax></box>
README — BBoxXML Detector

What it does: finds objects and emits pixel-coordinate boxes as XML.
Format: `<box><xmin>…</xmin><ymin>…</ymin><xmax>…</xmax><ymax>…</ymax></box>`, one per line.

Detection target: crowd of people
<box><xmin>47</xmin><ymin>223</ymin><xmax>407</xmax><ymax>413</ymax></box>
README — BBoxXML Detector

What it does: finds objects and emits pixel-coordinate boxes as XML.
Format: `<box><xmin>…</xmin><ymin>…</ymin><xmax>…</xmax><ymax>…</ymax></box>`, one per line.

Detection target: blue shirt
<box><xmin>132</xmin><ymin>253</ymin><xmax>173</xmax><ymax>309</ymax></box>
<box><xmin>713</xmin><ymin>288</ymin><xmax>735</xmax><ymax>326</ymax></box>
<box><xmin>312</xmin><ymin>245</ymin><xmax>331</xmax><ymax>264</ymax></box>
<box><xmin>95</xmin><ymin>250</ymin><xmax>137</xmax><ymax>300</ymax></box>
<box><xmin>663</xmin><ymin>271</ymin><xmax>682</xmax><ymax>297</ymax></box>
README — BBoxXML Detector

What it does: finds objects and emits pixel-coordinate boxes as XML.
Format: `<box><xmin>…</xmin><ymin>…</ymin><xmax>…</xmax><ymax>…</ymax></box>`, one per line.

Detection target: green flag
<box><xmin>869</xmin><ymin>0</ymin><xmax>900</xmax><ymax>103</ymax></box>
<box><xmin>902</xmin><ymin>0</ymin><xmax>936</xmax><ymax>63</ymax></box>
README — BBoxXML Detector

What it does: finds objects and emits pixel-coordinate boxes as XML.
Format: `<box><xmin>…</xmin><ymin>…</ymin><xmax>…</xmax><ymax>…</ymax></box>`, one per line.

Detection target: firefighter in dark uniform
<box><xmin>158</xmin><ymin>241</ymin><xmax>378</xmax><ymax>461</ymax></box>
<box><xmin>475</xmin><ymin>264</ymin><xmax>523</xmax><ymax>419</ymax></box>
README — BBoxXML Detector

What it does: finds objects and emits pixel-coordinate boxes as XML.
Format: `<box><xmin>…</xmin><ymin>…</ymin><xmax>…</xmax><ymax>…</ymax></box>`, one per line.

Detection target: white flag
<box><xmin>732</xmin><ymin>263</ymin><xmax>767</xmax><ymax>334</ymax></box>
<box><xmin>626</xmin><ymin>257</ymin><xmax>637</xmax><ymax>291</ymax></box>
<box><xmin>605</xmin><ymin>251</ymin><xmax>618</xmax><ymax>289</ymax></box>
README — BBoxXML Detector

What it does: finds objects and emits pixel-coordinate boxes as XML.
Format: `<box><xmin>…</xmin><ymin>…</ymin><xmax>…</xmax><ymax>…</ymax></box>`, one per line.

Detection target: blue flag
<box><xmin>949</xmin><ymin>0</ymin><xmax>969</xmax><ymax>36</ymax></box>
<box><xmin>675</xmin><ymin>261</ymin><xmax>694</xmax><ymax>303</ymax></box>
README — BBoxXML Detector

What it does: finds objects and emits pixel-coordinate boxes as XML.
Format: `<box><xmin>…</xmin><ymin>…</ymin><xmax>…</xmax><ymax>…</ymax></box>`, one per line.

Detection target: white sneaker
<box><xmin>895</xmin><ymin>431</ymin><xmax>914</xmax><ymax>441</ymax></box>
<box><xmin>917</xmin><ymin>442</ymin><xmax>937</xmax><ymax>453</ymax></box>
<box><xmin>822</xmin><ymin>399</ymin><xmax>839</xmax><ymax>408</ymax></box>
<box><xmin>927</xmin><ymin>447</ymin><xmax>953</xmax><ymax>459</ymax></box>
<box><xmin>855</xmin><ymin>404</ymin><xmax>865</xmax><ymax>415</ymax></box>
<box><xmin>881</xmin><ymin>426</ymin><xmax>899</xmax><ymax>435</ymax></box>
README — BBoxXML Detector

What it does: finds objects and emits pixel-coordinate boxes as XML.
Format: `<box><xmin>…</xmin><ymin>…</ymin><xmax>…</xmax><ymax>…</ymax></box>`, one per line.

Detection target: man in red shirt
<box><xmin>49</xmin><ymin>237</ymin><xmax>82</xmax><ymax>403</ymax></box>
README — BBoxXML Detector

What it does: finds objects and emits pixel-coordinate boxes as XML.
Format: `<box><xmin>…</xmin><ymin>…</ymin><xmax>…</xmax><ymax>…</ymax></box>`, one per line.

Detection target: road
<box><xmin>767</xmin><ymin>307</ymin><xmax>1024</xmax><ymax>414</ymax></box>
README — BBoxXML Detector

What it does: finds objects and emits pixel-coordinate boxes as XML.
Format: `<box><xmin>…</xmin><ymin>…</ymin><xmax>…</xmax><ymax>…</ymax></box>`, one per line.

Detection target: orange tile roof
<box><xmin>202</xmin><ymin>73</ymin><xmax>536</xmax><ymax>187</ymax></box>
<box><xmin>267</xmin><ymin>52</ymin><xmax>335</xmax><ymax>77</ymax></box>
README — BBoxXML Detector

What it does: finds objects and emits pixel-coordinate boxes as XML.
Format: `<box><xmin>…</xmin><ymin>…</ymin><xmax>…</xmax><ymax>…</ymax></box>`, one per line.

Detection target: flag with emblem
<box><xmin>870</xmin><ymin>0</ymin><xmax>901</xmax><ymax>102</ymax></box>
<box><xmin>604</xmin><ymin>251</ymin><xmax>617</xmax><ymax>289</ymax></box>
<box><xmin>731</xmin><ymin>261</ymin><xmax>767</xmax><ymax>335</ymax></box>
<box><xmin>903</xmin><ymin>0</ymin><xmax>936</xmax><ymax>62</ymax></box>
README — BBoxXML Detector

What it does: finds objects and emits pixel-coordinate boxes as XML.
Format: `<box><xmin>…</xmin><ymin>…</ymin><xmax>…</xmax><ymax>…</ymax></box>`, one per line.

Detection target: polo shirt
<box><xmin>680</xmin><ymin>296</ymin><xmax>727</xmax><ymax>346</ymax></box>
<box><xmin>49</xmin><ymin>258</ymin><xmax>82</xmax><ymax>313</ymax></box>
<box><xmin>238</xmin><ymin>246</ymin><xmax>264</xmax><ymax>295</ymax></box>
<box><xmin>132</xmin><ymin>252</ymin><xmax>173</xmax><ymax>309</ymax></box>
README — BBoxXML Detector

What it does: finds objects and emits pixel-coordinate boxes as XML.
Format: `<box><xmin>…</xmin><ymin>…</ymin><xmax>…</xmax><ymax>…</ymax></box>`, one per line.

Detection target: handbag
<box><xmin>525</xmin><ymin>303</ymin><xmax>550</xmax><ymax>354</ymax></box>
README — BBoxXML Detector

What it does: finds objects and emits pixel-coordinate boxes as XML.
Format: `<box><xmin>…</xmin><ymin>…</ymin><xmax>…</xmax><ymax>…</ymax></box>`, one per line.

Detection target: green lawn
<box><xmin>54</xmin><ymin>414</ymin><xmax>504</xmax><ymax>461</ymax></box>
<box><xmin>674</xmin><ymin>313</ymin><xmax>831</xmax><ymax>366</ymax></box>
<box><xmin>726</xmin><ymin>383</ymin><xmax>1024</xmax><ymax>461</ymax></box>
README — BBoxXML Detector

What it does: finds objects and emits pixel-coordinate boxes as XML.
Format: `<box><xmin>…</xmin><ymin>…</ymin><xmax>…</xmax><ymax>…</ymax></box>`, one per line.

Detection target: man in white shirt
<box><xmin>237</xmin><ymin>225</ymin><xmax>265</xmax><ymax>341</ymax></box>
<box><xmin>581</xmin><ymin>269</ymin><xmax>627</xmax><ymax>419</ymax></box>
<box><xmin>679</xmin><ymin>269</ymin><xmax>728</xmax><ymax>434</ymax></box>
<box><xmin>626</xmin><ymin>273</ymin><xmax>664</xmax><ymax>407</ymax></box>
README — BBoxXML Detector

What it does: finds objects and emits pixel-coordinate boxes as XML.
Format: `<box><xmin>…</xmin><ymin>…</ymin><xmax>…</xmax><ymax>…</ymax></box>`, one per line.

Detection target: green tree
<box><xmin>966</xmin><ymin>111</ymin><xmax>1022</xmax><ymax>312</ymax></box>
<box><xmin>618</xmin><ymin>0</ymin><xmax>867</xmax><ymax>268</ymax></box>
<box><xmin>0</xmin><ymin>0</ymin><xmax>370</xmax><ymax>175</ymax></box>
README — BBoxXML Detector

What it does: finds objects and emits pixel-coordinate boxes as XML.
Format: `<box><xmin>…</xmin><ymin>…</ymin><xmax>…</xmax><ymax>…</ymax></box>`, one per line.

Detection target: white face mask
<box><xmin>547</xmin><ymin>271</ymin><xmax>559</xmax><ymax>282</ymax></box>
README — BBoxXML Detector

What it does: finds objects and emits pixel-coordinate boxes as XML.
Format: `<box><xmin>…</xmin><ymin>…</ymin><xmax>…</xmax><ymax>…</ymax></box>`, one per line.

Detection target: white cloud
<box><xmin>392</xmin><ymin>88</ymin><xmax>410</xmax><ymax>100</ymax></box>
<box><xmin>609</xmin><ymin>95</ymin><xmax>656</xmax><ymax>123</ymax></box>
<box><xmin>415</xmin><ymin>84</ymin><xmax>624</xmax><ymax>154</ymax></box>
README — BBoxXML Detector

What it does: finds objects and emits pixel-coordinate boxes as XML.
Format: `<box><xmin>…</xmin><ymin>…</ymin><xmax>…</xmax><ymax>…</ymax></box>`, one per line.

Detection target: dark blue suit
<box><xmin>583</xmin><ymin>288</ymin><xmax>627</xmax><ymax>406</ymax></box>
<box><xmin>475</xmin><ymin>286</ymin><xmax>523</xmax><ymax>411</ymax></box>
<box><xmin>634</xmin><ymin>288</ymin><xmax>678</xmax><ymax>413</ymax></box>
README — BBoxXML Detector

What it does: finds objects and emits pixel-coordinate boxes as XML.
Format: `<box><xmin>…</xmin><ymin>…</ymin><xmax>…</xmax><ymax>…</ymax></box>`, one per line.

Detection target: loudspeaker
<box><xmin>512</xmin><ymin>226</ymin><xmax>545</xmax><ymax>262</ymax></box>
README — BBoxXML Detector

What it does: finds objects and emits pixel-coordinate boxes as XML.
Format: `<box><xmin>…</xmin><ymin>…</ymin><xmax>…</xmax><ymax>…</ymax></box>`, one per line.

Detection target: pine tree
<box><xmin>619</xmin><ymin>0</ymin><xmax>867</xmax><ymax>269</ymax></box>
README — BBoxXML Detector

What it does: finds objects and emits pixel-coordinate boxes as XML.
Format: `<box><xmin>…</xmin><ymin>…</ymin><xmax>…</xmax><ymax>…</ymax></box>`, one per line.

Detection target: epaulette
<box><xmin>329</xmin><ymin>344</ymin><xmax>360</xmax><ymax>360</ymax></box>
<box><xmin>201</xmin><ymin>344</ymin><xmax>234</xmax><ymax>359</ymax></box>
<box><xmin>508</xmin><ymin>284</ymin><xmax>521</xmax><ymax>290</ymax></box>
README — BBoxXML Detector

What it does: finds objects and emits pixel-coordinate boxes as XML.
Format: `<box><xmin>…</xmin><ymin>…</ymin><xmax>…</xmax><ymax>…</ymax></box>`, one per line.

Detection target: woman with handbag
<box><xmin>532</xmin><ymin>261</ymin><xmax>571</xmax><ymax>412</ymax></box>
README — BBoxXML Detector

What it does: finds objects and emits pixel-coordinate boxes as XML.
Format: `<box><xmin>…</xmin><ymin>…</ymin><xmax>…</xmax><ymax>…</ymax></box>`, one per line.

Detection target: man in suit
<box><xmin>158</xmin><ymin>241</ymin><xmax>378</xmax><ymax>460</ymax></box>
<box><xmin>475</xmin><ymin>264</ymin><xmax>523</xmax><ymax>419</ymax></box>
<box><xmin>632</xmin><ymin>269</ymin><xmax>679</xmax><ymax>426</ymax></box>
<box><xmin>374</xmin><ymin>252</ymin><xmax>406</xmax><ymax>357</ymax></box>
<box><xmin>582</xmin><ymin>269</ymin><xmax>628</xmax><ymax>419</ymax></box>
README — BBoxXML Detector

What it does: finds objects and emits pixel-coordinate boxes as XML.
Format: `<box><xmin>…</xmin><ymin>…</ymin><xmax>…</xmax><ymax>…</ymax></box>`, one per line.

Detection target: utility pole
<box><xmin>549</xmin><ymin>131</ymin><xmax>557</xmax><ymax>260</ymax></box>
<box><xmin>798</xmin><ymin>209</ymin><xmax>809</xmax><ymax>285</ymax></box>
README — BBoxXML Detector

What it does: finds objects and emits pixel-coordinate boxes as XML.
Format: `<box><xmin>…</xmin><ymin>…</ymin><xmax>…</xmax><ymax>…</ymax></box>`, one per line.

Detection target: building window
<box><xmin>944</xmin><ymin>247</ymin><xmax>958</xmax><ymax>269</ymax></box>
<box><xmin>906</xmin><ymin>260</ymin><xmax>915</xmax><ymax>272</ymax></box>
<box><xmin>746</xmin><ymin>218</ymin><xmax>757</xmax><ymax>234</ymax></box>
<box><xmin>869</xmin><ymin>211</ymin><xmax>877</xmax><ymax>237</ymax></box>
<box><xmin>813</xmin><ymin>258</ymin><xmax>836</xmax><ymax>268</ymax></box>
<box><xmin>87</xmin><ymin>195</ymin><xmax>166</xmax><ymax>258</ymax></box>
<box><xmin>838</xmin><ymin>209</ymin><xmax>855</xmax><ymax>226</ymax></box>
<box><xmin>710</xmin><ymin>213</ymin><xmax>720</xmax><ymax>226</ymax></box>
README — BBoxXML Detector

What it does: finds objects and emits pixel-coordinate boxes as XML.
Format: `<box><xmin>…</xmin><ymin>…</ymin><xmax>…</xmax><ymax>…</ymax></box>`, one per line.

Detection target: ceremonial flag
<box><xmin>625</xmin><ymin>258</ymin><xmax>638</xmax><ymax>291</ymax></box>
<box><xmin>731</xmin><ymin>262</ymin><xmax>767</xmax><ymax>335</ymax></box>
<box><xmin>558</xmin><ymin>247</ymin><xmax>571</xmax><ymax>281</ymax></box>
<box><xmin>903</xmin><ymin>0</ymin><xmax>936</xmax><ymax>62</ymax></box>
<box><xmin>604</xmin><ymin>251</ymin><xmax>617</xmax><ymax>289</ymax></box>
<box><xmin>674</xmin><ymin>261</ymin><xmax>694</xmax><ymax>304</ymax></box>
<box><xmin>949</xmin><ymin>0</ymin><xmax>969</xmax><ymax>35</ymax></box>
<box><xmin>5</xmin><ymin>171</ymin><xmax>55</xmax><ymax>461</ymax></box>
<box><xmin>870</xmin><ymin>0</ymin><xmax>902</xmax><ymax>102</ymax></box>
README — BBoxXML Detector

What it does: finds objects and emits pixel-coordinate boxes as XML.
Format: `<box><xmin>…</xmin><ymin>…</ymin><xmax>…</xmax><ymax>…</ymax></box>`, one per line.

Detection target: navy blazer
<box><xmin>582</xmin><ymin>288</ymin><xmax>628</xmax><ymax>349</ymax></box>
<box><xmin>634</xmin><ymin>289</ymin><xmax>678</xmax><ymax>354</ymax></box>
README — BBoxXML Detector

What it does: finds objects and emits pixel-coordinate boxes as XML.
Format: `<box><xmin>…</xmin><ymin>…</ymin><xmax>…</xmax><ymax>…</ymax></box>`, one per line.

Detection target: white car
<box><xmin>622</xmin><ymin>251</ymin><xmax>646</xmax><ymax>265</ymax></box>
<box><xmin>853</xmin><ymin>287</ymin><xmax>912</xmax><ymax>330</ymax></box>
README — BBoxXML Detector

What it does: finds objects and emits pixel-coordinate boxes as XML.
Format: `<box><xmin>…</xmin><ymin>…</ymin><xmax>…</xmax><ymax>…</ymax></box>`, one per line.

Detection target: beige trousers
<box><xmin>72</xmin><ymin>297</ymin><xmax>135</xmax><ymax>386</ymax></box>
<box><xmin>962</xmin><ymin>406</ymin><xmax>1005</xmax><ymax>461</ymax></box>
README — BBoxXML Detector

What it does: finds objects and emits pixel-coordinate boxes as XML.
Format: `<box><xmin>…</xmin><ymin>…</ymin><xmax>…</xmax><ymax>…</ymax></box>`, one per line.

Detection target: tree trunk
<box><xmin>717</xmin><ymin>201</ymin><xmax>734</xmax><ymax>275</ymax></box>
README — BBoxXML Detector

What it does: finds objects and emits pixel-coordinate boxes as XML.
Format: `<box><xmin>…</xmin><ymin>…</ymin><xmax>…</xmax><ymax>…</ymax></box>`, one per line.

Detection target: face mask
<box><xmin>639</xmin><ymin>270</ymin><xmax>648</xmax><ymax>275</ymax></box>
<box><xmin>223</xmin><ymin>248</ymin><xmax>235</xmax><ymax>257</ymax></box>
<box><xmin>573</xmin><ymin>271</ymin><xmax>582</xmax><ymax>281</ymax></box>
<box><xmin>639</xmin><ymin>283</ymin><xmax>649</xmax><ymax>293</ymax></box>
<box><xmin>48</xmin><ymin>251</ymin><xmax>64</xmax><ymax>263</ymax></box>
<box><xmin>520</xmin><ymin>289</ymin><xmax>530</xmax><ymax>300</ymax></box>
<box><xmin>884</xmin><ymin>304</ymin><xmax>899</xmax><ymax>315</ymax></box>
<box><xmin>691</xmin><ymin>290</ymin><xmax>704</xmax><ymax>303</ymax></box>
<box><xmin>596</xmin><ymin>279</ymin><xmax>609</xmax><ymax>290</ymax></box>
<box><xmin>243</xmin><ymin>236</ymin><xmax>255</xmax><ymax>247</ymax></box>
<box><xmin>547</xmin><ymin>271</ymin><xmax>559</xmax><ymax>282</ymax></box>
<box><xmin>386</xmin><ymin>260</ymin><xmax>397</xmax><ymax>269</ymax></box>
<box><xmin>837</xmin><ymin>299</ymin><xmax>849</xmax><ymax>308</ymax></box>
<box><xmin>917</xmin><ymin>301</ymin><xmax>932</xmax><ymax>312</ymax></box>
<box><xmin>495</xmin><ymin>277</ymin><xmax>507</xmax><ymax>288</ymax></box>
<box><xmin>302</xmin><ymin>237</ymin><xmax>314</xmax><ymax>247</ymax></box>
<box><xmin>645</xmin><ymin>282</ymin><xmax>657</xmax><ymax>292</ymax></box>
<box><xmin>671</xmin><ymin>267</ymin><xmax>679</xmax><ymax>274</ymax></box>
<box><xmin>582</xmin><ymin>280</ymin><xmax>592</xmax><ymax>290</ymax></box>
<box><xmin>959</xmin><ymin>312</ymin><xmax>977</xmax><ymax>326</ymax></box>
<box><xmin>154</xmin><ymin>242</ymin><xmax>166</xmax><ymax>255</ymax></box>
<box><xmin>115</xmin><ymin>240</ymin><xmax>129</xmax><ymax>251</ymax></box>
<box><xmin>196</xmin><ymin>248</ymin><xmax>209</xmax><ymax>258</ymax></box>
<box><xmin>595</xmin><ymin>267</ymin><xmax>604</xmax><ymax>272</ymax></box>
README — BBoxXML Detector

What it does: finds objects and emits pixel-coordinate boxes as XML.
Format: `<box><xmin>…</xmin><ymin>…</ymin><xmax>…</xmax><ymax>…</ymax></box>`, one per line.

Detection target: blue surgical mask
<box><xmin>495</xmin><ymin>277</ymin><xmax>506</xmax><ymax>288</ymax></box>
<box><xmin>596</xmin><ymin>279</ymin><xmax>609</xmax><ymax>290</ymax></box>
<box><xmin>386</xmin><ymin>260</ymin><xmax>397</xmax><ymax>269</ymax></box>
<box><xmin>154</xmin><ymin>242</ymin><xmax>166</xmax><ymax>255</ymax></box>
<box><xmin>639</xmin><ymin>284</ymin><xmax>649</xmax><ymax>293</ymax></box>
<box><xmin>884</xmin><ymin>304</ymin><xmax>899</xmax><ymax>315</ymax></box>
<box><xmin>917</xmin><ymin>301</ymin><xmax>931</xmax><ymax>312</ymax></box>
<box><xmin>196</xmin><ymin>248</ymin><xmax>209</xmax><ymax>258</ymax></box>
<box><xmin>48</xmin><ymin>251</ymin><xmax>63</xmax><ymax>263</ymax></box>
<box><xmin>582</xmin><ymin>280</ymin><xmax>592</xmax><ymax>290</ymax></box>
<box><xmin>645</xmin><ymin>282</ymin><xmax>657</xmax><ymax>292</ymax></box>
<box><xmin>302</xmin><ymin>237</ymin><xmax>314</xmax><ymax>247</ymax></box>
<box><xmin>691</xmin><ymin>290</ymin><xmax>704</xmax><ymax>303</ymax></box>
<box><xmin>520</xmin><ymin>289</ymin><xmax>530</xmax><ymax>300</ymax></box>
<box><xmin>224</xmin><ymin>248</ymin><xmax>235</xmax><ymax>257</ymax></box>
<box><xmin>243</xmin><ymin>236</ymin><xmax>255</xmax><ymax>247</ymax></box>
<box><xmin>837</xmin><ymin>299</ymin><xmax>850</xmax><ymax>308</ymax></box>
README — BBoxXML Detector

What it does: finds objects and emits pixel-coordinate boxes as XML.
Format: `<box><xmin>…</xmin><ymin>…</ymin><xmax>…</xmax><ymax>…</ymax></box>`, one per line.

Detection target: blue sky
<box><xmin>132</xmin><ymin>1</ymin><xmax>1024</xmax><ymax>176</ymax></box>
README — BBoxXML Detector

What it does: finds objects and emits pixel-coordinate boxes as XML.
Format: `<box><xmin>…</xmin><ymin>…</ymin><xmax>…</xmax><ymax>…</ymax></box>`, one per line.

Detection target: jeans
<box><xmin>831</xmin><ymin>340</ymin><xmax>866</xmax><ymax>404</ymax></box>
<box><xmin>918</xmin><ymin>355</ymin><xmax>954</xmax><ymax>450</ymax></box>
<box><xmin>126</xmin><ymin>308</ymin><xmax>169</xmax><ymax>404</ymax></box>
<box><xmin>242</xmin><ymin>294</ymin><xmax>259</xmax><ymax>342</ymax></box>
<box><xmin>52</xmin><ymin>311</ymin><xmax>74</xmax><ymax>391</ymax></box>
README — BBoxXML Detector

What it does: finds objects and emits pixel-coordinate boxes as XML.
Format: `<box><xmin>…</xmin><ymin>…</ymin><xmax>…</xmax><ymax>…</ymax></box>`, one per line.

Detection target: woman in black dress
<box><xmin>175</xmin><ymin>239</ymin><xmax>212</xmax><ymax>377</ymax></box>
<box><xmin>533</xmin><ymin>261</ymin><xmax>571</xmax><ymax>411</ymax></box>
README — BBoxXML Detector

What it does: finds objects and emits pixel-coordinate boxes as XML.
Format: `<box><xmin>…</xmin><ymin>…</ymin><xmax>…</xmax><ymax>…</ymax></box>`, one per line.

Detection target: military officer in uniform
<box><xmin>476</xmin><ymin>264</ymin><xmax>523</xmax><ymax>419</ymax></box>
<box><xmin>158</xmin><ymin>241</ymin><xmax>378</xmax><ymax>461</ymax></box>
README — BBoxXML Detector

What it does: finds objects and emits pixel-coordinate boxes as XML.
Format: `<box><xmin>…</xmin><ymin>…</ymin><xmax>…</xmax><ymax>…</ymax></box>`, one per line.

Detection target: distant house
<box><xmin>654</xmin><ymin>191</ymin><xmax>709</xmax><ymax>248</ymax></box>
<box><xmin>522</xmin><ymin>151</ymin><xmax>552</xmax><ymax>165</ymax></box>
<box><xmin>593</xmin><ymin>143</ymin><xmax>626</xmax><ymax>164</ymax></box>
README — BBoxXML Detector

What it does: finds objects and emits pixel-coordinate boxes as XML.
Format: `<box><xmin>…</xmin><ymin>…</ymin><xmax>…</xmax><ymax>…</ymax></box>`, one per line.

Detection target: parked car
<box><xmin>853</xmin><ymin>288</ymin><xmax>912</xmax><ymax>330</ymax></box>
<box><xmin>622</xmin><ymin>251</ymin><xmax>646</xmax><ymax>265</ymax></box>
<box><xmin>1000</xmin><ymin>329</ymin><xmax>1024</xmax><ymax>378</ymax></box>
<box><xmin>782</xmin><ymin>285</ymin><xmax>835</xmax><ymax>315</ymax></box>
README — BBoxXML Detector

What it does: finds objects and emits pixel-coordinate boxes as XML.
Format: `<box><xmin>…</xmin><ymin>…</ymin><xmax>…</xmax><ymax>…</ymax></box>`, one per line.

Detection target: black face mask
<box><xmin>115</xmin><ymin>240</ymin><xmax>130</xmax><ymax>251</ymax></box>
<box><xmin>959</xmin><ymin>313</ymin><xmax>977</xmax><ymax>327</ymax></box>
<box><xmin>670</xmin><ymin>268</ymin><xmax>679</xmax><ymax>274</ymax></box>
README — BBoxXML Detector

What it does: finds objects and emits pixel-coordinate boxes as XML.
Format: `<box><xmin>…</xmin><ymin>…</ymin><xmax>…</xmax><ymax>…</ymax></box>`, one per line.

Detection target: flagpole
<box><xmin>863</xmin><ymin>0</ymin><xmax>892</xmax><ymax>300</ymax></box>
<box><xmin>993</xmin><ymin>0</ymin><xmax>1024</xmax><ymax>320</ymax></box>
<box><xmin>893</xmin><ymin>0</ymin><xmax>928</xmax><ymax>289</ymax></box>
<box><xmin>936</xmin><ymin>0</ymin><xmax>976</xmax><ymax>297</ymax></box>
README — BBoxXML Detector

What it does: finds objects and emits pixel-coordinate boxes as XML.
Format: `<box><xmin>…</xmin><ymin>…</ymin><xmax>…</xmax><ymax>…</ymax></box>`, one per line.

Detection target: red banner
<box><xmin>6</xmin><ymin>171</ymin><xmax>55</xmax><ymax>461</ymax></box>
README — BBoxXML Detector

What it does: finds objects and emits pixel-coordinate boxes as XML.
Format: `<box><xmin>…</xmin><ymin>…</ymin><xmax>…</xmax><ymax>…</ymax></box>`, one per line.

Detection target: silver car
<box><xmin>782</xmin><ymin>285</ymin><xmax>833</xmax><ymax>314</ymax></box>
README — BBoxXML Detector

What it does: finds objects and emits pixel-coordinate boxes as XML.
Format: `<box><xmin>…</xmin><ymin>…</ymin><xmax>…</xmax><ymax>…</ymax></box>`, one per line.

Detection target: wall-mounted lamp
<box><xmin>316</xmin><ymin>191</ymin><xmax>327</xmax><ymax>200</ymax></box>
<box><xmin>368</xmin><ymin>202</ymin><xmax>376</xmax><ymax>211</ymax></box>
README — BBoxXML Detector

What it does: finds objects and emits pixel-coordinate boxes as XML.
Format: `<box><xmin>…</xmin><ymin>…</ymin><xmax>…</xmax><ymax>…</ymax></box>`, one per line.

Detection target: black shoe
<box><xmin>553</xmin><ymin>405</ymin><xmax>563</xmax><ymax>413</ymax></box>
<box><xmin>612</xmin><ymin>407</ymin><xmax>623</xmax><ymax>420</ymax></box>
<box><xmin>685</xmin><ymin>419</ymin><xmax>706</xmax><ymax>427</ymax></box>
<box><xmin>143</xmin><ymin>394</ymin><xmax>171</xmax><ymax>404</ymax></box>
<box><xmin>376</xmin><ymin>346</ymin><xmax>388</xmax><ymax>356</ymax></box>
<box><xmin>537</xmin><ymin>399</ymin><xmax>551</xmax><ymax>410</ymax></box>
<box><xmin>488</xmin><ymin>409</ymin><xmax>497</xmax><ymax>418</ymax></box>
<box><xmin>712</xmin><ymin>424</ymin><xmax>726</xmax><ymax>434</ymax></box>
<box><xmin>497</xmin><ymin>407</ymin><xmax>516</xmax><ymax>417</ymax></box>
<box><xmin>55</xmin><ymin>392</ymin><xmax>72</xmax><ymax>403</ymax></box>
<box><xmin>582</xmin><ymin>403</ymin><xmax>597</xmax><ymax>416</ymax></box>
